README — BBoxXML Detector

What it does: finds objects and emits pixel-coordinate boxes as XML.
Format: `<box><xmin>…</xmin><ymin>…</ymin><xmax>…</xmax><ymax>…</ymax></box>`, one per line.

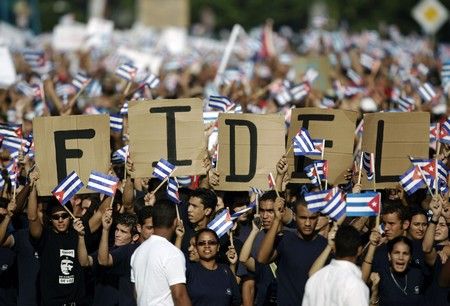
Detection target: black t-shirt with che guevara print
<box><xmin>31</xmin><ymin>227</ymin><xmax>84</xmax><ymax>306</ymax></box>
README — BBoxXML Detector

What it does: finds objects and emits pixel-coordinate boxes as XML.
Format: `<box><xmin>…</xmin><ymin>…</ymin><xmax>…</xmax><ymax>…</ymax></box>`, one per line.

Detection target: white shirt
<box><xmin>131</xmin><ymin>235</ymin><xmax>186</xmax><ymax>306</ymax></box>
<box><xmin>302</xmin><ymin>259</ymin><xmax>369</xmax><ymax>306</ymax></box>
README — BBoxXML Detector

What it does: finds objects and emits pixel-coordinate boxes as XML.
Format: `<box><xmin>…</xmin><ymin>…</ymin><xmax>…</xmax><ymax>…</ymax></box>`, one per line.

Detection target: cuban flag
<box><xmin>346</xmin><ymin>69</ymin><xmax>362</xmax><ymax>85</ymax></box>
<box><xmin>167</xmin><ymin>177</ymin><xmax>180</xmax><ymax>203</ymax></box>
<box><xmin>346</xmin><ymin>192</ymin><xmax>380</xmax><ymax>217</ymax></box>
<box><xmin>310</xmin><ymin>139</ymin><xmax>324</xmax><ymax>156</ymax></box>
<box><xmin>441</xmin><ymin>61</ymin><xmax>450</xmax><ymax>87</ymax></box>
<box><xmin>2</xmin><ymin>137</ymin><xmax>30</xmax><ymax>158</ymax></box>
<box><xmin>360</xmin><ymin>53</ymin><xmax>377</xmax><ymax>71</ymax></box>
<box><xmin>363</xmin><ymin>152</ymin><xmax>375</xmax><ymax>181</ymax></box>
<box><xmin>249</xmin><ymin>187</ymin><xmax>264</xmax><ymax>195</ymax></box>
<box><xmin>22</xmin><ymin>50</ymin><xmax>46</xmax><ymax>69</ymax></box>
<box><xmin>0</xmin><ymin>123</ymin><xmax>22</xmax><ymax>138</ymax></box>
<box><xmin>6</xmin><ymin>161</ymin><xmax>18</xmax><ymax>189</ymax></box>
<box><xmin>289</xmin><ymin>82</ymin><xmax>310</xmax><ymax>101</ymax></box>
<box><xmin>304</xmin><ymin>189</ymin><xmax>331</xmax><ymax>213</ymax></box>
<box><xmin>143</xmin><ymin>74</ymin><xmax>160</xmax><ymax>89</ymax></box>
<box><xmin>418</xmin><ymin>82</ymin><xmax>437</xmax><ymax>103</ymax></box>
<box><xmin>208</xmin><ymin>95</ymin><xmax>233</xmax><ymax>112</ymax></box>
<box><xmin>268</xmin><ymin>173</ymin><xmax>276</xmax><ymax>189</ymax></box>
<box><xmin>399</xmin><ymin>166</ymin><xmax>425</xmax><ymax>195</ymax></box>
<box><xmin>320</xmin><ymin>187</ymin><xmax>346</xmax><ymax>221</ymax></box>
<box><xmin>51</xmin><ymin>171</ymin><xmax>84</xmax><ymax>205</ymax></box>
<box><xmin>0</xmin><ymin>174</ymin><xmax>5</xmax><ymax>190</ymax></box>
<box><xmin>112</xmin><ymin>145</ymin><xmax>128</xmax><ymax>164</ymax></box>
<box><xmin>293</xmin><ymin>128</ymin><xmax>316</xmax><ymax>155</ymax></box>
<box><xmin>304</xmin><ymin>160</ymin><xmax>328</xmax><ymax>185</ymax></box>
<box><xmin>231</xmin><ymin>201</ymin><xmax>256</xmax><ymax>221</ymax></box>
<box><xmin>275</xmin><ymin>89</ymin><xmax>292</xmax><ymax>105</ymax></box>
<box><xmin>395</xmin><ymin>96</ymin><xmax>415</xmax><ymax>112</ymax></box>
<box><xmin>152</xmin><ymin>159</ymin><xmax>175</xmax><ymax>180</ymax></box>
<box><xmin>320</xmin><ymin>96</ymin><xmax>336</xmax><ymax>109</ymax></box>
<box><xmin>72</xmin><ymin>73</ymin><xmax>91</xmax><ymax>92</ymax></box>
<box><xmin>207</xmin><ymin>209</ymin><xmax>233</xmax><ymax>238</ymax></box>
<box><xmin>438</xmin><ymin>120</ymin><xmax>450</xmax><ymax>144</ymax></box>
<box><xmin>417</xmin><ymin>63</ymin><xmax>429</xmax><ymax>76</ymax></box>
<box><xmin>115</xmin><ymin>63</ymin><xmax>138</xmax><ymax>81</ymax></box>
<box><xmin>303</xmin><ymin>68</ymin><xmax>319</xmax><ymax>84</ymax></box>
<box><xmin>110</xmin><ymin>114</ymin><xmax>123</xmax><ymax>132</ymax></box>
<box><xmin>120</xmin><ymin>102</ymin><xmax>128</xmax><ymax>115</ymax></box>
<box><xmin>87</xmin><ymin>171</ymin><xmax>119</xmax><ymax>196</ymax></box>
<box><xmin>16</xmin><ymin>82</ymin><xmax>35</xmax><ymax>97</ymax></box>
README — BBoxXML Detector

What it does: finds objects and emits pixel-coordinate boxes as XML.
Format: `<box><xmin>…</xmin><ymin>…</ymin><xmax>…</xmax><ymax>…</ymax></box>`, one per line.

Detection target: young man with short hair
<box><xmin>131</xmin><ymin>200</ymin><xmax>191</xmax><ymax>306</ymax></box>
<box><xmin>257</xmin><ymin>198</ymin><xmax>328</xmax><ymax>305</ymax></box>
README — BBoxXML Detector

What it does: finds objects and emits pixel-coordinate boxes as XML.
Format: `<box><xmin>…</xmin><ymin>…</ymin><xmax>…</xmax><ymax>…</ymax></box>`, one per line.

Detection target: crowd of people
<box><xmin>1</xmin><ymin>16</ymin><xmax>450</xmax><ymax>306</ymax></box>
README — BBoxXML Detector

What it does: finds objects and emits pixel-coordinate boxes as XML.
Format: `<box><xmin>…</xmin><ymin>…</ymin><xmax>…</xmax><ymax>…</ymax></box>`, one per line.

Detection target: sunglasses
<box><xmin>197</xmin><ymin>240</ymin><xmax>219</xmax><ymax>247</ymax></box>
<box><xmin>51</xmin><ymin>213</ymin><xmax>70</xmax><ymax>221</ymax></box>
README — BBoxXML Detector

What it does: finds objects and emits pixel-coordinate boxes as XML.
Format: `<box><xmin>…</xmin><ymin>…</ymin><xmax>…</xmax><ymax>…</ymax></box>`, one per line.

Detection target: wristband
<box><xmin>430</xmin><ymin>219</ymin><xmax>439</xmax><ymax>225</ymax></box>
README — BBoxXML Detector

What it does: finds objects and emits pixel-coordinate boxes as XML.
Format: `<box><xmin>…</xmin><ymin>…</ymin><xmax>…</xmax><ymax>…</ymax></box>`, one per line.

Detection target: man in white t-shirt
<box><xmin>131</xmin><ymin>200</ymin><xmax>191</xmax><ymax>306</ymax></box>
<box><xmin>303</xmin><ymin>225</ymin><xmax>369</xmax><ymax>306</ymax></box>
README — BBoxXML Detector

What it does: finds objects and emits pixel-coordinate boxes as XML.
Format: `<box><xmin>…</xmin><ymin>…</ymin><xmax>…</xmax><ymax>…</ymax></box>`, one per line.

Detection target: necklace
<box><xmin>390</xmin><ymin>271</ymin><xmax>408</xmax><ymax>296</ymax></box>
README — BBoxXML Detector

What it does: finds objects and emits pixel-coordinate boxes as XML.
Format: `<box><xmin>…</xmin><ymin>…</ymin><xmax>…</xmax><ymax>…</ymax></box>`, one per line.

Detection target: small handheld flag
<box><xmin>112</xmin><ymin>145</ymin><xmax>129</xmax><ymax>164</ymax></box>
<box><xmin>87</xmin><ymin>171</ymin><xmax>119</xmax><ymax>196</ymax></box>
<box><xmin>320</xmin><ymin>187</ymin><xmax>346</xmax><ymax>221</ymax></box>
<box><xmin>292</xmin><ymin>128</ymin><xmax>315</xmax><ymax>155</ymax></box>
<box><xmin>152</xmin><ymin>159</ymin><xmax>176</xmax><ymax>180</ymax></box>
<box><xmin>346</xmin><ymin>192</ymin><xmax>381</xmax><ymax>217</ymax></box>
<box><xmin>115</xmin><ymin>63</ymin><xmax>138</xmax><ymax>81</ymax></box>
<box><xmin>110</xmin><ymin>114</ymin><xmax>123</xmax><ymax>132</ymax></box>
<box><xmin>51</xmin><ymin>171</ymin><xmax>84</xmax><ymax>205</ymax></box>
<box><xmin>399</xmin><ymin>166</ymin><xmax>425</xmax><ymax>195</ymax></box>
<box><xmin>143</xmin><ymin>74</ymin><xmax>160</xmax><ymax>89</ymax></box>
<box><xmin>363</xmin><ymin>152</ymin><xmax>375</xmax><ymax>181</ymax></box>
<box><xmin>207</xmin><ymin>209</ymin><xmax>233</xmax><ymax>238</ymax></box>
<box><xmin>167</xmin><ymin>177</ymin><xmax>180</xmax><ymax>203</ymax></box>
<box><xmin>72</xmin><ymin>73</ymin><xmax>91</xmax><ymax>92</ymax></box>
<box><xmin>208</xmin><ymin>95</ymin><xmax>233</xmax><ymax>112</ymax></box>
<box><xmin>304</xmin><ymin>189</ymin><xmax>330</xmax><ymax>213</ymax></box>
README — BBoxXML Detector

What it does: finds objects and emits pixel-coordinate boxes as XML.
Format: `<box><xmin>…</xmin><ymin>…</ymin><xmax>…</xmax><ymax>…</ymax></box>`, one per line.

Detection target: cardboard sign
<box><xmin>33</xmin><ymin>115</ymin><xmax>110</xmax><ymax>195</ymax></box>
<box><xmin>52</xmin><ymin>23</ymin><xmax>86</xmax><ymax>51</ymax></box>
<box><xmin>137</xmin><ymin>0</ymin><xmax>189</xmax><ymax>28</ymax></box>
<box><xmin>287</xmin><ymin>108</ymin><xmax>357</xmax><ymax>185</ymax></box>
<box><xmin>292</xmin><ymin>56</ymin><xmax>332</xmax><ymax>92</ymax></box>
<box><xmin>0</xmin><ymin>47</ymin><xmax>16</xmax><ymax>88</ymax></box>
<box><xmin>361</xmin><ymin>112</ymin><xmax>429</xmax><ymax>189</ymax></box>
<box><xmin>128</xmin><ymin>98</ymin><xmax>206</xmax><ymax>178</ymax></box>
<box><xmin>217</xmin><ymin>113</ymin><xmax>285</xmax><ymax>191</ymax></box>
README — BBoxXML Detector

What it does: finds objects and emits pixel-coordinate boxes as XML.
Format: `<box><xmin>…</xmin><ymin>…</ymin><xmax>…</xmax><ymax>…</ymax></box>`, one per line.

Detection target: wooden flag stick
<box><xmin>285</xmin><ymin>143</ymin><xmax>293</xmax><ymax>156</ymax></box>
<box><xmin>67</xmin><ymin>79</ymin><xmax>92</xmax><ymax>108</ymax></box>
<box><xmin>153</xmin><ymin>168</ymin><xmax>177</xmax><ymax>194</ymax></box>
<box><xmin>123</xmin><ymin>81</ymin><xmax>133</xmax><ymax>96</ymax></box>
<box><xmin>255</xmin><ymin>193</ymin><xmax>259</xmax><ymax>215</ymax></box>
<box><xmin>435</xmin><ymin>141</ymin><xmax>441</xmax><ymax>196</ymax></box>
<box><xmin>174</xmin><ymin>177</ymin><xmax>181</xmax><ymax>220</ymax></box>
<box><xmin>357</xmin><ymin>152</ymin><xmax>364</xmax><ymax>186</ymax></box>
<box><xmin>313</xmin><ymin>163</ymin><xmax>323</xmax><ymax>191</ymax></box>
<box><xmin>229</xmin><ymin>228</ymin><xmax>234</xmax><ymax>248</ymax></box>
<box><xmin>62</xmin><ymin>205</ymin><xmax>76</xmax><ymax>220</ymax></box>
<box><xmin>417</xmin><ymin>166</ymin><xmax>434</xmax><ymax>196</ymax></box>
<box><xmin>269</xmin><ymin>172</ymin><xmax>280</xmax><ymax>197</ymax></box>
<box><xmin>321</xmin><ymin>139</ymin><xmax>325</xmax><ymax>160</ymax></box>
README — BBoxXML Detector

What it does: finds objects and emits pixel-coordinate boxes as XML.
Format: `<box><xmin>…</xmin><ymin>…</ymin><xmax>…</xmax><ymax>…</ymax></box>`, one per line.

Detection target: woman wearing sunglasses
<box><xmin>186</xmin><ymin>228</ymin><xmax>241</xmax><ymax>306</ymax></box>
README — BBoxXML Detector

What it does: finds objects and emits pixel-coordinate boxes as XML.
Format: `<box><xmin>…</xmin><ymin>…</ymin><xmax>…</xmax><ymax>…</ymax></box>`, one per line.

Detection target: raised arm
<box><xmin>73</xmin><ymin>218</ymin><xmax>92</xmax><ymax>267</ymax></box>
<box><xmin>0</xmin><ymin>198</ymin><xmax>16</xmax><ymax>246</ymax></box>
<box><xmin>308</xmin><ymin>222</ymin><xmax>337</xmax><ymax>277</ymax></box>
<box><xmin>98</xmin><ymin>208</ymin><xmax>114</xmax><ymax>266</ymax></box>
<box><xmin>275</xmin><ymin>155</ymin><xmax>288</xmax><ymax>192</ymax></box>
<box><xmin>122</xmin><ymin>159</ymin><xmax>135</xmax><ymax>213</ymax></box>
<box><xmin>361</xmin><ymin>229</ymin><xmax>381</xmax><ymax>283</ymax></box>
<box><xmin>239</xmin><ymin>217</ymin><xmax>261</xmax><ymax>272</ymax></box>
<box><xmin>88</xmin><ymin>196</ymin><xmax>112</xmax><ymax>233</ymax></box>
<box><xmin>27</xmin><ymin>169</ymin><xmax>42</xmax><ymax>240</ymax></box>
<box><xmin>257</xmin><ymin>197</ymin><xmax>284</xmax><ymax>264</ymax></box>
<box><xmin>174</xmin><ymin>219</ymin><xmax>185</xmax><ymax>250</ymax></box>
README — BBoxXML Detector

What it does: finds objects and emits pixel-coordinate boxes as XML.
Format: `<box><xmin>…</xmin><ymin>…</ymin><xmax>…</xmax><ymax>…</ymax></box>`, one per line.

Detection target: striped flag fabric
<box><xmin>0</xmin><ymin>123</ymin><xmax>22</xmax><ymax>138</ymax></box>
<box><xmin>408</xmin><ymin>158</ymin><xmax>436</xmax><ymax>186</ymax></box>
<box><xmin>2</xmin><ymin>137</ymin><xmax>31</xmax><ymax>159</ymax></box>
<box><xmin>363</xmin><ymin>152</ymin><xmax>375</xmax><ymax>181</ymax></box>
<box><xmin>87</xmin><ymin>171</ymin><xmax>119</xmax><ymax>196</ymax></box>
<box><xmin>320</xmin><ymin>96</ymin><xmax>336</xmax><ymax>109</ymax></box>
<box><xmin>441</xmin><ymin>61</ymin><xmax>450</xmax><ymax>87</ymax></box>
<box><xmin>16</xmin><ymin>82</ymin><xmax>35</xmax><ymax>97</ymax></box>
<box><xmin>346</xmin><ymin>69</ymin><xmax>362</xmax><ymax>85</ymax></box>
<box><xmin>360</xmin><ymin>53</ymin><xmax>377</xmax><ymax>71</ymax></box>
<box><xmin>418</xmin><ymin>83</ymin><xmax>437</xmax><ymax>103</ymax></box>
<box><xmin>304</xmin><ymin>189</ymin><xmax>331</xmax><ymax>213</ymax></box>
<box><xmin>51</xmin><ymin>171</ymin><xmax>84</xmax><ymax>205</ymax></box>
<box><xmin>417</xmin><ymin>63</ymin><xmax>429</xmax><ymax>76</ymax></box>
<box><xmin>176</xmin><ymin>176</ymin><xmax>192</xmax><ymax>187</ymax></box>
<box><xmin>231</xmin><ymin>201</ymin><xmax>256</xmax><ymax>221</ymax></box>
<box><xmin>207</xmin><ymin>209</ymin><xmax>233</xmax><ymax>238</ymax></box>
<box><xmin>249</xmin><ymin>187</ymin><xmax>264</xmax><ymax>195</ymax></box>
<box><xmin>152</xmin><ymin>159</ymin><xmax>175</xmax><ymax>180</ymax></box>
<box><xmin>56</xmin><ymin>84</ymin><xmax>77</xmax><ymax>99</ymax></box>
<box><xmin>72</xmin><ymin>73</ymin><xmax>91</xmax><ymax>91</ymax></box>
<box><xmin>346</xmin><ymin>192</ymin><xmax>381</xmax><ymax>217</ymax></box>
<box><xmin>111</xmin><ymin>145</ymin><xmax>128</xmax><ymax>164</ymax></box>
<box><xmin>120</xmin><ymin>102</ymin><xmax>128</xmax><ymax>115</ymax></box>
<box><xmin>304</xmin><ymin>160</ymin><xmax>328</xmax><ymax>185</ymax></box>
<box><xmin>303</xmin><ymin>68</ymin><xmax>319</xmax><ymax>84</ymax></box>
<box><xmin>167</xmin><ymin>177</ymin><xmax>180</xmax><ymax>203</ymax></box>
<box><xmin>289</xmin><ymin>82</ymin><xmax>310</xmax><ymax>101</ymax></box>
<box><xmin>208</xmin><ymin>95</ymin><xmax>233</xmax><ymax>112</ymax></box>
<box><xmin>115</xmin><ymin>63</ymin><xmax>138</xmax><ymax>81</ymax></box>
<box><xmin>22</xmin><ymin>50</ymin><xmax>46</xmax><ymax>69</ymax></box>
<box><xmin>399</xmin><ymin>166</ymin><xmax>425</xmax><ymax>195</ymax></box>
<box><xmin>430</xmin><ymin>123</ymin><xmax>438</xmax><ymax>144</ymax></box>
<box><xmin>275</xmin><ymin>89</ymin><xmax>292</xmax><ymax>105</ymax></box>
<box><xmin>395</xmin><ymin>96</ymin><xmax>415</xmax><ymax>112</ymax></box>
<box><xmin>320</xmin><ymin>187</ymin><xmax>346</xmax><ymax>221</ymax></box>
<box><xmin>438</xmin><ymin>120</ymin><xmax>450</xmax><ymax>144</ymax></box>
<box><xmin>309</xmin><ymin>139</ymin><xmax>324</xmax><ymax>156</ymax></box>
<box><xmin>0</xmin><ymin>174</ymin><xmax>5</xmax><ymax>190</ymax></box>
<box><xmin>143</xmin><ymin>74</ymin><xmax>160</xmax><ymax>89</ymax></box>
<box><xmin>293</xmin><ymin>128</ymin><xmax>316</xmax><ymax>155</ymax></box>
<box><xmin>109</xmin><ymin>114</ymin><xmax>123</xmax><ymax>132</ymax></box>
<box><xmin>6</xmin><ymin>161</ymin><xmax>18</xmax><ymax>189</ymax></box>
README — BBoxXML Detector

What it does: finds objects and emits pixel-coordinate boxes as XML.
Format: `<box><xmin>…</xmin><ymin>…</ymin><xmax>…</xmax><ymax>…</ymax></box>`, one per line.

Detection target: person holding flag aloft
<box><xmin>27</xmin><ymin>168</ymin><xmax>86</xmax><ymax>306</ymax></box>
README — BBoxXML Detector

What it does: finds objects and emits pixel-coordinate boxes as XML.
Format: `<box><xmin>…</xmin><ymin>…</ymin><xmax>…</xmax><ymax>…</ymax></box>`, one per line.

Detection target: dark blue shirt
<box><xmin>275</xmin><ymin>230</ymin><xmax>327</xmax><ymax>306</ymax></box>
<box><xmin>186</xmin><ymin>262</ymin><xmax>241</xmax><ymax>306</ymax></box>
